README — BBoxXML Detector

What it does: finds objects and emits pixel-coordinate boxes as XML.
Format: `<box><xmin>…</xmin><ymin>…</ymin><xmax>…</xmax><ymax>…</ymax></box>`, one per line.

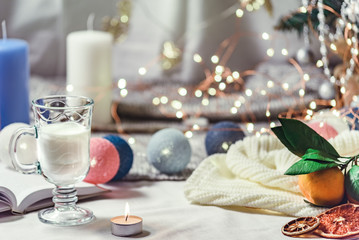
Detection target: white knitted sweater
<box><xmin>184</xmin><ymin>130</ymin><xmax>359</xmax><ymax>217</ymax></box>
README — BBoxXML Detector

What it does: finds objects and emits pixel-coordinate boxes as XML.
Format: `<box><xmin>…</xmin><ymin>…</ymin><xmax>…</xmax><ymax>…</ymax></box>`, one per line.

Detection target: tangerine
<box><xmin>345</xmin><ymin>165</ymin><xmax>359</xmax><ymax>204</ymax></box>
<box><xmin>315</xmin><ymin>203</ymin><xmax>359</xmax><ymax>238</ymax></box>
<box><xmin>298</xmin><ymin>167</ymin><xmax>344</xmax><ymax>207</ymax></box>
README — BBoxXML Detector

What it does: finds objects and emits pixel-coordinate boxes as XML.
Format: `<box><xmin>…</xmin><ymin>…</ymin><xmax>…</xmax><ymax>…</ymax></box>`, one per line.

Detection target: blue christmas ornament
<box><xmin>147</xmin><ymin>128</ymin><xmax>191</xmax><ymax>174</ymax></box>
<box><xmin>342</xmin><ymin>107</ymin><xmax>359</xmax><ymax>130</ymax></box>
<box><xmin>103</xmin><ymin>134</ymin><xmax>134</xmax><ymax>181</ymax></box>
<box><xmin>205</xmin><ymin>121</ymin><xmax>245</xmax><ymax>155</ymax></box>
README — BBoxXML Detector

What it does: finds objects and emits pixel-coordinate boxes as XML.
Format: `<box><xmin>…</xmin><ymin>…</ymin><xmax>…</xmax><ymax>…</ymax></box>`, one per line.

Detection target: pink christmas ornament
<box><xmin>307</xmin><ymin>121</ymin><xmax>338</xmax><ymax>140</ymax></box>
<box><xmin>84</xmin><ymin>138</ymin><xmax>120</xmax><ymax>184</ymax></box>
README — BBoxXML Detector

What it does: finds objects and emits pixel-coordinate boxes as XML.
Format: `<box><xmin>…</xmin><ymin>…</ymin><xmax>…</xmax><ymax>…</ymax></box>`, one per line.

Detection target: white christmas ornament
<box><xmin>0</xmin><ymin>123</ymin><xmax>37</xmax><ymax>168</ymax></box>
<box><xmin>296</xmin><ymin>47</ymin><xmax>314</xmax><ymax>65</ymax></box>
<box><xmin>318</xmin><ymin>81</ymin><xmax>336</xmax><ymax>100</ymax></box>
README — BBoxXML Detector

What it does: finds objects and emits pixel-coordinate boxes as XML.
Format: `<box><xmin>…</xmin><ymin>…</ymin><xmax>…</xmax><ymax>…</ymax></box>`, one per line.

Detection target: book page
<box><xmin>0</xmin><ymin>163</ymin><xmax>109</xmax><ymax>213</ymax></box>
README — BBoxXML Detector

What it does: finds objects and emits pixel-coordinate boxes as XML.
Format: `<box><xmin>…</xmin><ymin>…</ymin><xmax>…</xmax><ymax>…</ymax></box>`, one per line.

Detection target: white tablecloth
<box><xmin>1</xmin><ymin>180</ymin><xmax>321</xmax><ymax>240</ymax></box>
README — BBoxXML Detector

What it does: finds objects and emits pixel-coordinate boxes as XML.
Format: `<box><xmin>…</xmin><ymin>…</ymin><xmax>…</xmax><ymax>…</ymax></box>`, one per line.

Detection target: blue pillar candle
<box><xmin>0</xmin><ymin>25</ymin><xmax>30</xmax><ymax>129</ymax></box>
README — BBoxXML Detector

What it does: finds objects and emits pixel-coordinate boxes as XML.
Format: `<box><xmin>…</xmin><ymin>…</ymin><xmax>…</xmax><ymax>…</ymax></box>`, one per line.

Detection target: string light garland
<box><xmin>71</xmin><ymin>0</ymin><xmax>359</xmax><ymax>153</ymax></box>
<box><xmin>105</xmin><ymin>2</ymin><xmax>335</xmax><ymax>138</ymax></box>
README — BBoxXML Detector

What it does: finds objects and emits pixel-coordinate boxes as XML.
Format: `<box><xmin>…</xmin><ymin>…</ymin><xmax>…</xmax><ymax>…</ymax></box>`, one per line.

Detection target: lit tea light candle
<box><xmin>111</xmin><ymin>202</ymin><xmax>143</xmax><ymax>237</ymax></box>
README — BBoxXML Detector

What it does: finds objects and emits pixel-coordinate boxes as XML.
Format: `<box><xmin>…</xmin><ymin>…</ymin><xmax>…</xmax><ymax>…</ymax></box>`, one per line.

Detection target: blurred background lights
<box><xmin>193</xmin><ymin>53</ymin><xmax>202</xmax><ymax>63</ymax></box>
<box><xmin>178</xmin><ymin>87</ymin><xmax>187</xmax><ymax>96</ymax></box>
<box><xmin>195</xmin><ymin>90</ymin><xmax>203</xmax><ymax>98</ymax></box>
<box><xmin>226</xmin><ymin>75</ymin><xmax>234</xmax><ymax>83</ymax></box>
<box><xmin>246</xmin><ymin>123</ymin><xmax>254</xmax><ymax>133</ymax></box>
<box><xmin>282</xmin><ymin>83</ymin><xmax>289</xmax><ymax>91</ymax></box>
<box><xmin>202</xmin><ymin>98</ymin><xmax>209</xmax><ymax>106</ymax></box>
<box><xmin>208</xmin><ymin>88</ymin><xmax>217</xmax><ymax>96</ymax></box>
<box><xmin>176</xmin><ymin>111</ymin><xmax>183</xmax><ymax>119</ymax></box>
<box><xmin>340</xmin><ymin>86</ymin><xmax>346</xmax><ymax>94</ymax></box>
<box><xmin>236</xmin><ymin>8</ymin><xmax>244</xmax><ymax>18</ymax></box>
<box><xmin>117</xmin><ymin>78</ymin><xmax>127</xmax><ymax>89</ymax></box>
<box><xmin>299</xmin><ymin>89</ymin><xmax>305</xmax><ymax>97</ymax></box>
<box><xmin>138</xmin><ymin>67</ymin><xmax>147</xmax><ymax>75</ymax></box>
<box><xmin>330</xmin><ymin>43</ymin><xmax>337</xmax><ymax>51</ymax></box>
<box><xmin>230</xmin><ymin>107</ymin><xmax>237</xmax><ymax>114</ymax></box>
<box><xmin>120</xmin><ymin>89</ymin><xmax>128</xmax><ymax>97</ymax></box>
<box><xmin>266</xmin><ymin>48</ymin><xmax>274</xmax><ymax>57</ymax></box>
<box><xmin>232</xmin><ymin>71</ymin><xmax>240</xmax><ymax>79</ymax></box>
<box><xmin>211</xmin><ymin>55</ymin><xmax>219</xmax><ymax>64</ymax></box>
<box><xmin>281</xmin><ymin>48</ymin><xmax>288</xmax><ymax>56</ymax></box>
<box><xmin>215</xmin><ymin>65</ymin><xmax>224</xmax><ymax>74</ymax></box>
<box><xmin>299</xmin><ymin>6</ymin><xmax>307</xmax><ymax>13</ymax></box>
<box><xmin>152</xmin><ymin>97</ymin><xmax>160</xmax><ymax>105</ymax></box>
<box><xmin>214</xmin><ymin>74</ymin><xmax>222</xmax><ymax>82</ymax></box>
<box><xmin>262</xmin><ymin>32</ymin><xmax>270</xmax><ymax>40</ymax></box>
<box><xmin>185</xmin><ymin>131</ymin><xmax>193</xmax><ymax>138</ymax></box>
<box><xmin>316</xmin><ymin>60</ymin><xmax>324</xmax><ymax>68</ymax></box>
<box><xmin>128</xmin><ymin>137</ymin><xmax>135</xmax><ymax>145</ymax></box>
<box><xmin>219</xmin><ymin>82</ymin><xmax>226</xmax><ymax>90</ymax></box>
<box><xmin>160</xmin><ymin>96</ymin><xmax>168</xmax><ymax>104</ymax></box>
<box><xmin>267</xmin><ymin>80</ymin><xmax>274</xmax><ymax>88</ymax></box>
<box><xmin>171</xmin><ymin>100</ymin><xmax>182</xmax><ymax>109</ymax></box>
<box><xmin>66</xmin><ymin>84</ymin><xmax>74</xmax><ymax>92</ymax></box>
<box><xmin>245</xmin><ymin>89</ymin><xmax>252</xmax><ymax>96</ymax></box>
<box><xmin>120</xmin><ymin>15</ymin><xmax>129</xmax><ymax>23</ymax></box>
<box><xmin>193</xmin><ymin>124</ymin><xmax>200</xmax><ymax>130</ymax></box>
<box><xmin>246</xmin><ymin>4</ymin><xmax>254</xmax><ymax>12</ymax></box>
<box><xmin>309</xmin><ymin>101</ymin><xmax>317</xmax><ymax>109</ymax></box>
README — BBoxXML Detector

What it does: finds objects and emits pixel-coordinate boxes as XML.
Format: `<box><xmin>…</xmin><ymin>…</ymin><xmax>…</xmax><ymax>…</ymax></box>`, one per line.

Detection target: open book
<box><xmin>0</xmin><ymin>164</ymin><xmax>109</xmax><ymax>214</ymax></box>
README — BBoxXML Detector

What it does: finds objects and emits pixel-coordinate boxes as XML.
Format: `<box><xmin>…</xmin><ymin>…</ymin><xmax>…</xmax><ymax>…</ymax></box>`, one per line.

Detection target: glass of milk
<box><xmin>10</xmin><ymin>95</ymin><xmax>94</xmax><ymax>226</ymax></box>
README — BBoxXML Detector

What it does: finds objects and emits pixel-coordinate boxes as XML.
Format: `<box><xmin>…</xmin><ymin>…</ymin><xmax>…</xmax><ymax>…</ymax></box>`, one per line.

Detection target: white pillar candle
<box><xmin>66</xmin><ymin>30</ymin><xmax>113</xmax><ymax>126</ymax></box>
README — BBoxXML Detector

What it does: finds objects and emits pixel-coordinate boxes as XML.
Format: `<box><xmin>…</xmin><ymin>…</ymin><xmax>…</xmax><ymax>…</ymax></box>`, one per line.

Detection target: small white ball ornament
<box><xmin>147</xmin><ymin>128</ymin><xmax>191</xmax><ymax>174</ymax></box>
<box><xmin>318</xmin><ymin>81</ymin><xmax>336</xmax><ymax>100</ymax></box>
<box><xmin>296</xmin><ymin>47</ymin><xmax>314</xmax><ymax>65</ymax></box>
<box><xmin>0</xmin><ymin>123</ymin><xmax>37</xmax><ymax>168</ymax></box>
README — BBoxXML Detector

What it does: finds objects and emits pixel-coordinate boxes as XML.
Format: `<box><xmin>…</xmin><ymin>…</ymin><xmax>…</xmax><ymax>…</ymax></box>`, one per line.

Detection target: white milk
<box><xmin>37</xmin><ymin>122</ymin><xmax>90</xmax><ymax>185</ymax></box>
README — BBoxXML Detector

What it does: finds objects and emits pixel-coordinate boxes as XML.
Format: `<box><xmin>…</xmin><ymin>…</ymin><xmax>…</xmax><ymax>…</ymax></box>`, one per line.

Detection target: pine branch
<box><xmin>274</xmin><ymin>0</ymin><xmax>343</xmax><ymax>34</ymax></box>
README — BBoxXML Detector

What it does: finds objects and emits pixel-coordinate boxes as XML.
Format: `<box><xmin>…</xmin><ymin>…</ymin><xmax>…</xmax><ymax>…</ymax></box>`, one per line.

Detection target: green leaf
<box><xmin>302</xmin><ymin>148</ymin><xmax>339</xmax><ymax>163</ymax></box>
<box><xmin>271</xmin><ymin>126</ymin><xmax>302</xmax><ymax>157</ymax></box>
<box><xmin>345</xmin><ymin>165</ymin><xmax>359</xmax><ymax>202</ymax></box>
<box><xmin>284</xmin><ymin>159</ymin><xmax>339</xmax><ymax>175</ymax></box>
<box><xmin>278</xmin><ymin>118</ymin><xmax>340</xmax><ymax>158</ymax></box>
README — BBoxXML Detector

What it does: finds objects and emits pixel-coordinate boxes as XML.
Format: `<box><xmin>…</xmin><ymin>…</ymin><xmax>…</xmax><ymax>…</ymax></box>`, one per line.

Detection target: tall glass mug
<box><xmin>10</xmin><ymin>95</ymin><xmax>94</xmax><ymax>226</ymax></box>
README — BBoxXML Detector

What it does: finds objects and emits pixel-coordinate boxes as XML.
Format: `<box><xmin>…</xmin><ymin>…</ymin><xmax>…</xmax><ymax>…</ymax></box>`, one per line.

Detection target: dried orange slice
<box><xmin>316</xmin><ymin>203</ymin><xmax>359</xmax><ymax>238</ymax></box>
<box><xmin>281</xmin><ymin>216</ymin><xmax>320</xmax><ymax>236</ymax></box>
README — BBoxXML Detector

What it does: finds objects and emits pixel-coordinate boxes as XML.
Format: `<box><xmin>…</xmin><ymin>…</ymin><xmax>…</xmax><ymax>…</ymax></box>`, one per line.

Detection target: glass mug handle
<box><xmin>10</xmin><ymin>126</ymin><xmax>41</xmax><ymax>174</ymax></box>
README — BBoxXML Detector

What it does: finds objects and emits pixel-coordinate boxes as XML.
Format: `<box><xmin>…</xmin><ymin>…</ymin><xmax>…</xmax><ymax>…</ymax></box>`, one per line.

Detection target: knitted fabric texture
<box><xmin>184</xmin><ymin>130</ymin><xmax>359</xmax><ymax>217</ymax></box>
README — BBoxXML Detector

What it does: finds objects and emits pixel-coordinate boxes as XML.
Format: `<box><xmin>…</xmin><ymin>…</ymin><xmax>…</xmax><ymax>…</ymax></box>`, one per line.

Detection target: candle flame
<box><xmin>125</xmin><ymin>202</ymin><xmax>130</xmax><ymax>221</ymax></box>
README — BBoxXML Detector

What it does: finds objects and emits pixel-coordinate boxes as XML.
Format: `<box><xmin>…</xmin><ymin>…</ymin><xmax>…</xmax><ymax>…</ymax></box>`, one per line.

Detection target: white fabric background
<box><xmin>0</xmin><ymin>0</ymin><xmax>307</xmax><ymax>83</ymax></box>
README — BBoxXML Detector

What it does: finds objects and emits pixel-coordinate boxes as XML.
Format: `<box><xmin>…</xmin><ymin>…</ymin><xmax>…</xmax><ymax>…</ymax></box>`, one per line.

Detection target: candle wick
<box><xmin>125</xmin><ymin>215</ymin><xmax>129</xmax><ymax>221</ymax></box>
<box><xmin>2</xmin><ymin>20</ymin><xmax>7</xmax><ymax>40</ymax></box>
<box><xmin>87</xmin><ymin>13</ymin><xmax>95</xmax><ymax>31</ymax></box>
